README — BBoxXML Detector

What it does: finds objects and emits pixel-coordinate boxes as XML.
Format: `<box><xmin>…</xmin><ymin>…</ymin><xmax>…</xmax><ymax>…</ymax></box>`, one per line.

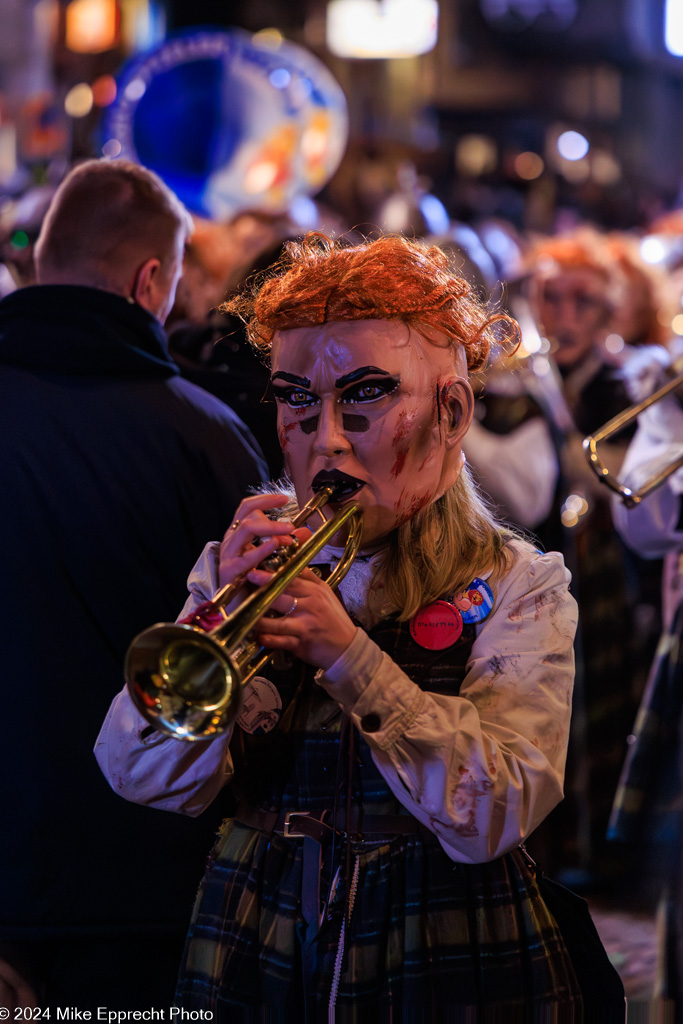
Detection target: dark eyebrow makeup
<box><xmin>270</xmin><ymin>371</ymin><xmax>312</xmax><ymax>387</ymax></box>
<box><xmin>335</xmin><ymin>366</ymin><xmax>392</xmax><ymax>388</ymax></box>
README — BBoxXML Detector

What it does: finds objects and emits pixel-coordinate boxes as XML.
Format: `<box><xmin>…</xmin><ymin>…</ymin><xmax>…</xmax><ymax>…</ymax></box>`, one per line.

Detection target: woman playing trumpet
<box><xmin>96</xmin><ymin>233</ymin><xmax>622</xmax><ymax>1015</ymax></box>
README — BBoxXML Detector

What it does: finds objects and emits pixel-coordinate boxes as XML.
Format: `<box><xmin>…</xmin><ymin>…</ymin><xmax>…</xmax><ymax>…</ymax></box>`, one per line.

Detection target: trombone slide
<box><xmin>583</xmin><ymin>369</ymin><xmax>683</xmax><ymax>507</ymax></box>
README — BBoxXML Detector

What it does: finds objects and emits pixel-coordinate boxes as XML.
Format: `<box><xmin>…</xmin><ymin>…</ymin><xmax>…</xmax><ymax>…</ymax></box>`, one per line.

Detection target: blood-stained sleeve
<box><xmin>94</xmin><ymin>541</ymin><xmax>236</xmax><ymax>816</ymax></box>
<box><xmin>318</xmin><ymin>540</ymin><xmax>578</xmax><ymax>863</ymax></box>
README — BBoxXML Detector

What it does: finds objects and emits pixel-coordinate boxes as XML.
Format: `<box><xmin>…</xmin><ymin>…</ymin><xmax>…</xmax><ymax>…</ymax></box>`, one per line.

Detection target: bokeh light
<box><xmin>640</xmin><ymin>236</ymin><xmax>668</xmax><ymax>264</ymax></box>
<box><xmin>561</xmin><ymin>157</ymin><xmax>590</xmax><ymax>182</ymax></box>
<box><xmin>64</xmin><ymin>82</ymin><xmax>94</xmax><ymax>118</ymax></box>
<box><xmin>92</xmin><ymin>74</ymin><xmax>117</xmax><ymax>107</ymax></box>
<box><xmin>101</xmin><ymin>138</ymin><xmax>122</xmax><ymax>157</ymax></box>
<box><xmin>591</xmin><ymin>150</ymin><xmax>621</xmax><ymax>184</ymax></box>
<box><xmin>65</xmin><ymin>0</ymin><xmax>117</xmax><ymax>53</ymax></box>
<box><xmin>456</xmin><ymin>135</ymin><xmax>497</xmax><ymax>177</ymax></box>
<box><xmin>557</xmin><ymin>130</ymin><xmax>590</xmax><ymax>160</ymax></box>
<box><xmin>123</xmin><ymin>78</ymin><xmax>146</xmax><ymax>102</ymax></box>
<box><xmin>561</xmin><ymin>492</ymin><xmax>589</xmax><ymax>528</ymax></box>
<box><xmin>269</xmin><ymin>68</ymin><xmax>291</xmax><ymax>89</ymax></box>
<box><xmin>665</xmin><ymin>0</ymin><xmax>683</xmax><ymax>56</ymax></box>
<box><xmin>326</xmin><ymin>0</ymin><xmax>439</xmax><ymax>58</ymax></box>
<box><xmin>514</xmin><ymin>151</ymin><xmax>544</xmax><ymax>180</ymax></box>
<box><xmin>10</xmin><ymin>230</ymin><xmax>30</xmax><ymax>250</ymax></box>
<box><xmin>604</xmin><ymin>333</ymin><xmax>625</xmax><ymax>354</ymax></box>
<box><xmin>252</xmin><ymin>28</ymin><xmax>284</xmax><ymax>49</ymax></box>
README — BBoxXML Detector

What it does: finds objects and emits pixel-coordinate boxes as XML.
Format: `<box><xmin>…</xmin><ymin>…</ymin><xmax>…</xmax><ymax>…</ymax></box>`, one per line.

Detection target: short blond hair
<box><xmin>35</xmin><ymin>158</ymin><xmax>192</xmax><ymax>288</ymax></box>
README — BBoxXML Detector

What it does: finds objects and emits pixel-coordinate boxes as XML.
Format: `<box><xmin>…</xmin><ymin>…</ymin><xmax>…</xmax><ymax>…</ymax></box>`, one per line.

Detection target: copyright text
<box><xmin>2</xmin><ymin>1011</ymin><xmax>213</xmax><ymax>1021</ymax></box>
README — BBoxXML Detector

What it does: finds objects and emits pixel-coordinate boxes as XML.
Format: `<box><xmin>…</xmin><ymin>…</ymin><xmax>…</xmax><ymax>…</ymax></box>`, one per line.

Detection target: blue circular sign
<box><xmin>102</xmin><ymin>28</ymin><xmax>349</xmax><ymax>219</ymax></box>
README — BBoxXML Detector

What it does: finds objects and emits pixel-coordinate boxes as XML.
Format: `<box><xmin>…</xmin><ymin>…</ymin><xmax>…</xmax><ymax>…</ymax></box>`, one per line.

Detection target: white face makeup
<box><xmin>270</xmin><ymin>319</ymin><xmax>473</xmax><ymax>548</ymax></box>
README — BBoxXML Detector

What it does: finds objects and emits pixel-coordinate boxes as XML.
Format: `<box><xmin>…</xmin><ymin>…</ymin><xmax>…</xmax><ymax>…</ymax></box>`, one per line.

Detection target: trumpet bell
<box><xmin>126</xmin><ymin>623</ymin><xmax>241</xmax><ymax>740</ymax></box>
<box><xmin>124</xmin><ymin>486</ymin><xmax>363</xmax><ymax>741</ymax></box>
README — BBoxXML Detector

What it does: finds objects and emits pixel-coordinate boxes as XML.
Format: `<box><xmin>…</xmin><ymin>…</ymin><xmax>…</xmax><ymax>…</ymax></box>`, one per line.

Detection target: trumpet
<box><xmin>583</xmin><ymin>368</ymin><xmax>683</xmax><ymax>507</ymax></box>
<box><xmin>125</xmin><ymin>486</ymin><xmax>363</xmax><ymax>741</ymax></box>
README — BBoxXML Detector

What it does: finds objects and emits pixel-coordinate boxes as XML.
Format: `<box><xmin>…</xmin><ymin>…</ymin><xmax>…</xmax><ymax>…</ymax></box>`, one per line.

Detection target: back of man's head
<box><xmin>34</xmin><ymin>159</ymin><xmax>193</xmax><ymax>318</ymax></box>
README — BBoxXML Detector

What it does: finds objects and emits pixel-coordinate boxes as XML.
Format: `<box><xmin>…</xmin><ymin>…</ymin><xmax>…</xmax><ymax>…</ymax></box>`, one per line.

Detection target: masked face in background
<box><xmin>536</xmin><ymin>267</ymin><xmax>612</xmax><ymax>371</ymax></box>
<box><xmin>270</xmin><ymin>319</ymin><xmax>473</xmax><ymax>549</ymax></box>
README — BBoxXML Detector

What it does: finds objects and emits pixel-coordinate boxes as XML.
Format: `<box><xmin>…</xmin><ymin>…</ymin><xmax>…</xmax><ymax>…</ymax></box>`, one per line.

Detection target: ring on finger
<box><xmin>230</xmin><ymin>520</ymin><xmax>240</xmax><ymax>531</ymax></box>
<box><xmin>283</xmin><ymin>597</ymin><xmax>298</xmax><ymax>616</ymax></box>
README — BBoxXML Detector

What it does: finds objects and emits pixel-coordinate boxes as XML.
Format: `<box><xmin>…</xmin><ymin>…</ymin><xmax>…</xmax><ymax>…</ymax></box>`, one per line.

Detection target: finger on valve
<box><xmin>222</xmin><ymin>525</ymin><xmax>313</xmax><ymax>592</ymax></box>
<box><xmin>227</xmin><ymin>493</ymin><xmax>291</xmax><ymax>536</ymax></box>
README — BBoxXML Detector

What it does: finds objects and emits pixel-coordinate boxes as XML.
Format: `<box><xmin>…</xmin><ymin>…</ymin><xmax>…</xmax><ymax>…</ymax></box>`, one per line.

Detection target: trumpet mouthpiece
<box><xmin>311</xmin><ymin>470</ymin><xmax>365</xmax><ymax>501</ymax></box>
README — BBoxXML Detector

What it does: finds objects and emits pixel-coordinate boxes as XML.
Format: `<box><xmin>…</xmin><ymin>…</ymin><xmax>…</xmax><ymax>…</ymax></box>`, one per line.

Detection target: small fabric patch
<box><xmin>236</xmin><ymin>676</ymin><xmax>283</xmax><ymax>735</ymax></box>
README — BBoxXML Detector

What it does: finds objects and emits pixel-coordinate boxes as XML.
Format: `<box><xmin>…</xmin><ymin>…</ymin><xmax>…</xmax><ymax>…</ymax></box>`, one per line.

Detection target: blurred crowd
<box><xmin>5</xmin><ymin>154</ymin><xmax>683</xmax><ymax>1010</ymax></box>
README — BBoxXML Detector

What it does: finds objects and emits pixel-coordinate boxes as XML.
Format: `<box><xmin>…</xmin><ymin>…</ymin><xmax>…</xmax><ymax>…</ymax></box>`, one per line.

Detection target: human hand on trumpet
<box><xmin>125</xmin><ymin>483</ymin><xmax>362</xmax><ymax>740</ymax></box>
<box><xmin>219</xmin><ymin>491</ymin><xmax>358</xmax><ymax>671</ymax></box>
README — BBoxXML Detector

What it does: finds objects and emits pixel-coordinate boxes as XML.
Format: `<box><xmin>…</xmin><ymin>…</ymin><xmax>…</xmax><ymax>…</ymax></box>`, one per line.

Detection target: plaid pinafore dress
<box><xmin>175</xmin><ymin>611</ymin><xmax>624</xmax><ymax>1019</ymax></box>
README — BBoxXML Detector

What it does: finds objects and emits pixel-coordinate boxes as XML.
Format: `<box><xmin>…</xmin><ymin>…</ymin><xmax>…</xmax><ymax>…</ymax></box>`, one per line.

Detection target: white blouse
<box><xmin>95</xmin><ymin>537</ymin><xmax>577</xmax><ymax>865</ymax></box>
<box><xmin>612</xmin><ymin>392</ymin><xmax>683</xmax><ymax>559</ymax></box>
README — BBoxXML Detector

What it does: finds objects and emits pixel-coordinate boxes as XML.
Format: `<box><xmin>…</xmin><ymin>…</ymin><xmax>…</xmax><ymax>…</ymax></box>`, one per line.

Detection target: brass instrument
<box><xmin>125</xmin><ymin>486</ymin><xmax>363</xmax><ymax>741</ymax></box>
<box><xmin>583</xmin><ymin>369</ymin><xmax>683</xmax><ymax>507</ymax></box>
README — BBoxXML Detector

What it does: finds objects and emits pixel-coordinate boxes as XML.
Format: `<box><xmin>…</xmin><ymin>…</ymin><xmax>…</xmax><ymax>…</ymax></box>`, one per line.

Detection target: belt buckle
<box><xmin>283</xmin><ymin>810</ymin><xmax>311</xmax><ymax>838</ymax></box>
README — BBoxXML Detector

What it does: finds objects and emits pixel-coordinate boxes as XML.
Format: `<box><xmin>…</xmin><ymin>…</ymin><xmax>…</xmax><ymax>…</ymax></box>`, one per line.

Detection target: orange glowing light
<box><xmin>514</xmin><ymin>151</ymin><xmax>544</xmax><ymax>180</ymax></box>
<box><xmin>66</xmin><ymin>0</ymin><xmax>118</xmax><ymax>54</ymax></box>
<box><xmin>92</xmin><ymin>74</ymin><xmax>117</xmax><ymax>107</ymax></box>
<box><xmin>244</xmin><ymin>124</ymin><xmax>297</xmax><ymax>195</ymax></box>
<box><xmin>244</xmin><ymin>161</ymin><xmax>279</xmax><ymax>194</ymax></box>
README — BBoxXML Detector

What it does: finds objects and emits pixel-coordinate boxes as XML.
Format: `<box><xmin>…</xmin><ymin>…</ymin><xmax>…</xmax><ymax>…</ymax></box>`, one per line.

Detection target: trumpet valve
<box><xmin>259</xmin><ymin>536</ymin><xmax>300</xmax><ymax>573</ymax></box>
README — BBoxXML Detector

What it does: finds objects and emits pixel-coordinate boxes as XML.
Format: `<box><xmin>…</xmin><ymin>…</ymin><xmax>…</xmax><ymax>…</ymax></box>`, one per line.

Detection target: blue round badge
<box><xmin>457</xmin><ymin>578</ymin><xmax>494</xmax><ymax>624</ymax></box>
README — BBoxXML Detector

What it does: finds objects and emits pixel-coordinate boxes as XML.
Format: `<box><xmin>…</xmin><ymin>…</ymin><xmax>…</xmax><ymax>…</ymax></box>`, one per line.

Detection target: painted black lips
<box><xmin>311</xmin><ymin>470</ymin><xmax>365</xmax><ymax>501</ymax></box>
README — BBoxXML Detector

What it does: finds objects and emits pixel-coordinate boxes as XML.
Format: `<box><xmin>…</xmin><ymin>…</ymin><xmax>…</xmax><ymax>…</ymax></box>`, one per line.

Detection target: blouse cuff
<box><xmin>316</xmin><ymin>627</ymin><xmax>383</xmax><ymax>702</ymax></box>
<box><xmin>318</xmin><ymin>629</ymin><xmax>426</xmax><ymax>750</ymax></box>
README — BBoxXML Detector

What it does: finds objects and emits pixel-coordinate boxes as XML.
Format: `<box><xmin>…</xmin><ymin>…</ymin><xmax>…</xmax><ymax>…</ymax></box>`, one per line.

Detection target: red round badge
<box><xmin>409</xmin><ymin>601</ymin><xmax>463</xmax><ymax>650</ymax></box>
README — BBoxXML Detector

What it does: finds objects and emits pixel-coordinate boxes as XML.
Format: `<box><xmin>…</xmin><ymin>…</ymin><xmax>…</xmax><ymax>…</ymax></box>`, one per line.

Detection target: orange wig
<box><xmin>223</xmin><ymin>232</ymin><xmax>519</xmax><ymax>373</ymax></box>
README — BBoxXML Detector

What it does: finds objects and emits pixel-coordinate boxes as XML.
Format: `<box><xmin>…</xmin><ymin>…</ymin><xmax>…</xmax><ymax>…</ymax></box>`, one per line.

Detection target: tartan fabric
<box><xmin>608</xmin><ymin>598</ymin><xmax>683</xmax><ymax>858</ymax></box>
<box><xmin>175</xmin><ymin>611</ymin><xmax>621</xmax><ymax>1016</ymax></box>
<box><xmin>607</xmin><ymin>594</ymin><xmax>683</xmax><ymax>1007</ymax></box>
<box><xmin>177</xmin><ymin>825</ymin><xmax>582</xmax><ymax>1016</ymax></box>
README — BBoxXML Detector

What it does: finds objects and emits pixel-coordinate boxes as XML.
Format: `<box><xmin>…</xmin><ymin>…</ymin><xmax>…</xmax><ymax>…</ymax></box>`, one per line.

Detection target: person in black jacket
<box><xmin>0</xmin><ymin>159</ymin><xmax>268</xmax><ymax>1011</ymax></box>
